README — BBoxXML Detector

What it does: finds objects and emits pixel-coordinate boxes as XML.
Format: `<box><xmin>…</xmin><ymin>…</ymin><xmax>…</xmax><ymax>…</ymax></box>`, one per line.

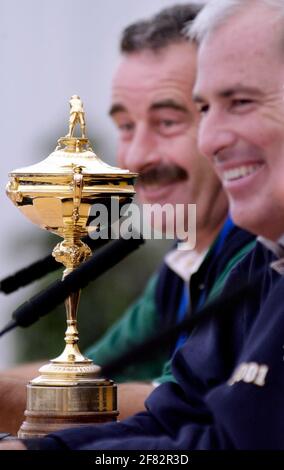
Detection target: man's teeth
<box><xmin>223</xmin><ymin>164</ymin><xmax>262</xmax><ymax>182</ymax></box>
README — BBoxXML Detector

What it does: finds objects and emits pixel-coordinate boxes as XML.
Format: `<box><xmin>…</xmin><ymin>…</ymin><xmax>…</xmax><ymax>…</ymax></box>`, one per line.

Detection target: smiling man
<box><xmin>192</xmin><ymin>0</ymin><xmax>284</xmax><ymax>242</ymax></box>
<box><xmin>0</xmin><ymin>3</ymin><xmax>256</xmax><ymax>442</ymax></box>
<box><xmin>110</xmin><ymin>39</ymin><xmax>224</xmax><ymax>235</ymax></box>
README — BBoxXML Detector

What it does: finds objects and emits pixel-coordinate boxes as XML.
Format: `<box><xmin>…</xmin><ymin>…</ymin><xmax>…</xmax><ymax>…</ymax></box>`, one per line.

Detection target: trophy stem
<box><xmin>65</xmin><ymin>287</ymin><xmax>81</xmax><ymax>348</ymax></box>
<box><xmin>52</xmin><ymin>268</ymin><xmax>90</xmax><ymax>364</ymax></box>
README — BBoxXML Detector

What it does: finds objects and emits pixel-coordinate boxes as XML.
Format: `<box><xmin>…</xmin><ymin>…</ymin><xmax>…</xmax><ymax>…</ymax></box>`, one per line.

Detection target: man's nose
<box><xmin>123</xmin><ymin>123</ymin><xmax>157</xmax><ymax>172</ymax></box>
<box><xmin>198</xmin><ymin>112</ymin><xmax>237</xmax><ymax>161</ymax></box>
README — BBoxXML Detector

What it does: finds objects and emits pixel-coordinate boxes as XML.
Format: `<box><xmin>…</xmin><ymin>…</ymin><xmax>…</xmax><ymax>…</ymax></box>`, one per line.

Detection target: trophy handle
<box><xmin>72</xmin><ymin>166</ymin><xmax>83</xmax><ymax>224</ymax></box>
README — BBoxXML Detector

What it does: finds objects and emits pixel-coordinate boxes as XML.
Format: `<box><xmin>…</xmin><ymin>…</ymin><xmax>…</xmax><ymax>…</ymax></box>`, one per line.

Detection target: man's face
<box><xmin>110</xmin><ymin>42</ymin><xmax>224</xmax><ymax>231</ymax></box>
<box><xmin>194</xmin><ymin>4</ymin><xmax>284</xmax><ymax>240</ymax></box>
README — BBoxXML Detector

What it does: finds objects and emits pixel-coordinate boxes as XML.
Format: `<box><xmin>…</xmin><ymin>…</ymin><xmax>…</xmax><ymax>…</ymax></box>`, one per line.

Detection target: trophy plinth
<box><xmin>6</xmin><ymin>96</ymin><xmax>137</xmax><ymax>438</ymax></box>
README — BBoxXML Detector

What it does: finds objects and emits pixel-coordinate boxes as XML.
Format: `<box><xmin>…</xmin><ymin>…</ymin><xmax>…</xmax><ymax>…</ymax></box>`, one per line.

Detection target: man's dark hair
<box><xmin>120</xmin><ymin>3</ymin><xmax>203</xmax><ymax>53</ymax></box>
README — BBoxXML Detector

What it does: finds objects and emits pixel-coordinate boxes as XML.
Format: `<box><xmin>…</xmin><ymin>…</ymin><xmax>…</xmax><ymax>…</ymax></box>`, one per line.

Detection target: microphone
<box><xmin>100</xmin><ymin>267</ymin><xmax>266</xmax><ymax>378</ymax></box>
<box><xmin>0</xmin><ymin>235</ymin><xmax>144</xmax><ymax>337</ymax></box>
<box><xmin>0</xmin><ymin>235</ymin><xmax>110</xmax><ymax>295</ymax></box>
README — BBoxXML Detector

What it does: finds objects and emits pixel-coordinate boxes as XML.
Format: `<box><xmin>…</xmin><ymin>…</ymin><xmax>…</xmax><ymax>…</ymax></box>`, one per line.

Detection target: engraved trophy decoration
<box><xmin>6</xmin><ymin>96</ymin><xmax>137</xmax><ymax>438</ymax></box>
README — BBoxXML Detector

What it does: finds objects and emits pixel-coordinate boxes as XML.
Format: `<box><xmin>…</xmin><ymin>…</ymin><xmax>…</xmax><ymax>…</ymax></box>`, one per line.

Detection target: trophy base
<box><xmin>18</xmin><ymin>380</ymin><xmax>118</xmax><ymax>439</ymax></box>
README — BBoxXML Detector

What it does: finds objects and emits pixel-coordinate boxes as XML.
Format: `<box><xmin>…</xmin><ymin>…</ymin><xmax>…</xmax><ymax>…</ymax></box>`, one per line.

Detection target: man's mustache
<box><xmin>138</xmin><ymin>164</ymin><xmax>188</xmax><ymax>186</ymax></box>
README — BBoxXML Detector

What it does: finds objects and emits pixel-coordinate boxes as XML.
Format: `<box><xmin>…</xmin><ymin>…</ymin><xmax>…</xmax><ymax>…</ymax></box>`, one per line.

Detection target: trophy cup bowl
<box><xmin>6</xmin><ymin>96</ymin><xmax>137</xmax><ymax>438</ymax></box>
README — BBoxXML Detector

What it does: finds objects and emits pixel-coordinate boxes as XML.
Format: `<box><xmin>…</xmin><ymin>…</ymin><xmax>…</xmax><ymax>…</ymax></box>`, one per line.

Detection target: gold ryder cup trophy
<box><xmin>6</xmin><ymin>96</ymin><xmax>137</xmax><ymax>438</ymax></box>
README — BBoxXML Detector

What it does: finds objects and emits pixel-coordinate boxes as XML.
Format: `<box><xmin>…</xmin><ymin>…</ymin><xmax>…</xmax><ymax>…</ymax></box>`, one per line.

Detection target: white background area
<box><xmin>0</xmin><ymin>0</ymin><xmax>203</xmax><ymax>368</ymax></box>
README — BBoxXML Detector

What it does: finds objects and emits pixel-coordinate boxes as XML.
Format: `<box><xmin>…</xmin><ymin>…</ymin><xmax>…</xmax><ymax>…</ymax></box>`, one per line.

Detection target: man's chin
<box><xmin>230</xmin><ymin>202</ymin><xmax>261</xmax><ymax>236</ymax></box>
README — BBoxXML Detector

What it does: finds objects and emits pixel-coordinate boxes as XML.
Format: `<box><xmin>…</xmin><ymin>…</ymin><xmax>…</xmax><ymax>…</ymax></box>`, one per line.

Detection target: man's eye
<box><xmin>230</xmin><ymin>98</ymin><xmax>255</xmax><ymax>114</ymax></box>
<box><xmin>160</xmin><ymin>119</ymin><xmax>177</xmax><ymax>127</ymax></box>
<box><xmin>116</xmin><ymin>122</ymin><xmax>135</xmax><ymax>140</ymax></box>
<box><xmin>232</xmin><ymin>99</ymin><xmax>253</xmax><ymax>107</ymax></box>
<box><xmin>119</xmin><ymin>123</ymin><xmax>135</xmax><ymax>131</ymax></box>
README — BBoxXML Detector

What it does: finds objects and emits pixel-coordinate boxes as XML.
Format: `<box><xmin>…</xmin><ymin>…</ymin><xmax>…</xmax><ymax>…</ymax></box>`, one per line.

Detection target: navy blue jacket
<box><xmin>28</xmin><ymin>241</ymin><xmax>284</xmax><ymax>450</ymax></box>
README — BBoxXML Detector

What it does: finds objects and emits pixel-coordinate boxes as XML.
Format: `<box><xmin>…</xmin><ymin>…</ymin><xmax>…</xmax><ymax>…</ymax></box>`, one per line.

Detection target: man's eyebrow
<box><xmin>150</xmin><ymin>99</ymin><xmax>188</xmax><ymax>112</ymax></box>
<box><xmin>218</xmin><ymin>86</ymin><xmax>263</xmax><ymax>98</ymax></box>
<box><xmin>193</xmin><ymin>86</ymin><xmax>263</xmax><ymax>103</ymax></box>
<box><xmin>108</xmin><ymin>103</ymin><xmax>127</xmax><ymax>116</ymax></box>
